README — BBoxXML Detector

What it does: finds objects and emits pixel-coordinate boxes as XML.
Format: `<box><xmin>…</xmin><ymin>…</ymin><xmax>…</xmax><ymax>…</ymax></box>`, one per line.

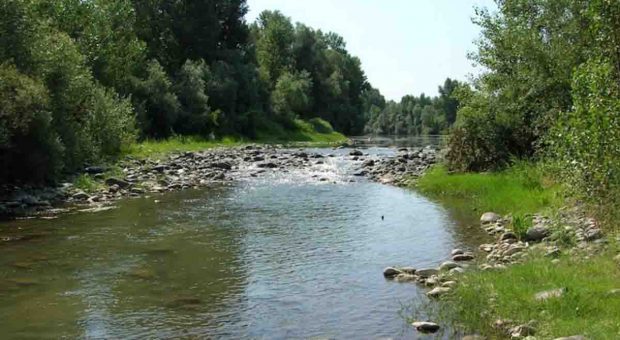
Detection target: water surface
<box><xmin>0</xmin><ymin>147</ymin><xmax>485</xmax><ymax>339</ymax></box>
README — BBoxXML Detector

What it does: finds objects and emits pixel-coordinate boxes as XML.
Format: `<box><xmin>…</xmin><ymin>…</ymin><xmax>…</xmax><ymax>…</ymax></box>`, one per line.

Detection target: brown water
<box><xmin>0</xmin><ymin>147</ymin><xmax>485</xmax><ymax>339</ymax></box>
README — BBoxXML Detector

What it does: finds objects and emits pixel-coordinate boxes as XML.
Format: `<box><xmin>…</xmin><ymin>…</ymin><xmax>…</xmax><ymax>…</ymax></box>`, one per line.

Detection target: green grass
<box><xmin>73</xmin><ymin>174</ymin><xmax>104</xmax><ymax>193</ymax></box>
<box><xmin>435</xmin><ymin>250</ymin><xmax>620</xmax><ymax>339</ymax></box>
<box><xmin>416</xmin><ymin>162</ymin><xmax>563</xmax><ymax>217</ymax></box>
<box><xmin>122</xmin><ymin>118</ymin><xmax>348</xmax><ymax>159</ymax></box>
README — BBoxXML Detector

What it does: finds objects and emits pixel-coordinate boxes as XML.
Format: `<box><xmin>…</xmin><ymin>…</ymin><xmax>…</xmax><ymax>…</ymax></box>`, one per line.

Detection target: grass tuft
<box><xmin>73</xmin><ymin>174</ymin><xmax>103</xmax><ymax>193</ymax></box>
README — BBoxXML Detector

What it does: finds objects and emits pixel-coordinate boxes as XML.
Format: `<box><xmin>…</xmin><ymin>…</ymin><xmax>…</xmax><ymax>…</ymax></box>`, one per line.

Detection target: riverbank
<box><xmin>405</xmin><ymin>163</ymin><xmax>620</xmax><ymax>339</ymax></box>
<box><xmin>0</xmin><ymin>142</ymin><xmax>438</xmax><ymax>220</ymax></box>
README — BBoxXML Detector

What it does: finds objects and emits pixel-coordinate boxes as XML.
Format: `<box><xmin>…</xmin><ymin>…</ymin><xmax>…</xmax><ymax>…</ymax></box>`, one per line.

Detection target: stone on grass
<box><xmin>534</xmin><ymin>288</ymin><xmax>566</xmax><ymax>301</ymax></box>
<box><xmin>439</xmin><ymin>261</ymin><xmax>459</xmax><ymax>271</ymax></box>
<box><xmin>453</xmin><ymin>253</ymin><xmax>474</xmax><ymax>261</ymax></box>
<box><xmin>427</xmin><ymin>287</ymin><xmax>451</xmax><ymax>298</ymax></box>
<box><xmin>525</xmin><ymin>225</ymin><xmax>550</xmax><ymax>242</ymax></box>
<box><xmin>480</xmin><ymin>212</ymin><xmax>501</xmax><ymax>224</ymax></box>
<box><xmin>553</xmin><ymin>336</ymin><xmax>587</xmax><ymax>340</ymax></box>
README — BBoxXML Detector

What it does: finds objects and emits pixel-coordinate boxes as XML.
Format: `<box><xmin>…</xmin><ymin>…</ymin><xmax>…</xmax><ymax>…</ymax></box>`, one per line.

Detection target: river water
<box><xmin>0</xmin><ymin>144</ymin><xmax>485</xmax><ymax>339</ymax></box>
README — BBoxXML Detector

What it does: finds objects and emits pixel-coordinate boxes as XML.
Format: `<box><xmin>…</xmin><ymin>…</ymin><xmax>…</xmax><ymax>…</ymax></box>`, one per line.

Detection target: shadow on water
<box><xmin>0</xmin><ymin>140</ymin><xmax>489</xmax><ymax>339</ymax></box>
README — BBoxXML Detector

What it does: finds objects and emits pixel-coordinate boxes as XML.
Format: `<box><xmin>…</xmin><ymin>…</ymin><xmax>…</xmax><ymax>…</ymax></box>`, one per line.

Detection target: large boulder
<box><xmin>382</xmin><ymin>267</ymin><xmax>402</xmax><ymax>278</ymax></box>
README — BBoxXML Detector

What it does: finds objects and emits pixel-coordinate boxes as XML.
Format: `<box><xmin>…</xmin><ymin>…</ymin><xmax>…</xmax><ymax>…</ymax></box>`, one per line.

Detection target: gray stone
<box><xmin>439</xmin><ymin>261</ymin><xmax>459</xmax><ymax>271</ymax></box>
<box><xmin>453</xmin><ymin>253</ymin><xmax>475</xmax><ymax>261</ymax></box>
<box><xmin>584</xmin><ymin>228</ymin><xmax>603</xmax><ymax>241</ymax></box>
<box><xmin>553</xmin><ymin>336</ymin><xmax>587</xmax><ymax>340</ymax></box>
<box><xmin>525</xmin><ymin>225</ymin><xmax>550</xmax><ymax>242</ymax></box>
<box><xmin>383</xmin><ymin>267</ymin><xmax>402</xmax><ymax>278</ymax></box>
<box><xmin>411</xmin><ymin>321</ymin><xmax>440</xmax><ymax>333</ymax></box>
<box><xmin>451</xmin><ymin>248</ymin><xmax>464</xmax><ymax>256</ymax></box>
<box><xmin>416</xmin><ymin>268</ymin><xmax>439</xmax><ymax>278</ymax></box>
<box><xmin>105</xmin><ymin>177</ymin><xmax>130</xmax><ymax>189</ymax></box>
<box><xmin>480</xmin><ymin>212</ymin><xmax>501</xmax><ymax>224</ymax></box>
<box><xmin>400</xmin><ymin>267</ymin><xmax>416</xmax><ymax>274</ymax></box>
<box><xmin>349</xmin><ymin>150</ymin><xmax>363</xmax><ymax>156</ymax></box>
<box><xmin>72</xmin><ymin>191</ymin><xmax>90</xmax><ymax>200</ymax></box>
<box><xmin>534</xmin><ymin>288</ymin><xmax>566</xmax><ymax>301</ymax></box>
<box><xmin>426</xmin><ymin>287</ymin><xmax>451</xmax><ymax>298</ymax></box>
<box><xmin>500</xmin><ymin>231</ymin><xmax>518</xmax><ymax>241</ymax></box>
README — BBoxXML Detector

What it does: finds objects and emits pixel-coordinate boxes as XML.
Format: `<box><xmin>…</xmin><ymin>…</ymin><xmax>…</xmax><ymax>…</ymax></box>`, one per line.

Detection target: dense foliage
<box><xmin>363</xmin><ymin>78</ymin><xmax>461</xmax><ymax>135</ymax></box>
<box><xmin>0</xmin><ymin>1</ymin><xmax>378</xmax><ymax>184</ymax></box>
<box><xmin>446</xmin><ymin>0</ymin><xmax>620</xmax><ymax>215</ymax></box>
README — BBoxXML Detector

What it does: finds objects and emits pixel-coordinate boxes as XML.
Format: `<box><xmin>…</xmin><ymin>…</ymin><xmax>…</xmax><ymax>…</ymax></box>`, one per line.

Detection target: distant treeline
<box><xmin>0</xmin><ymin>0</ymin><xmax>397</xmax><ymax>184</ymax></box>
<box><xmin>363</xmin><ymin>78</ymin><xmax>461</xmax><ymax>135</ymax></box>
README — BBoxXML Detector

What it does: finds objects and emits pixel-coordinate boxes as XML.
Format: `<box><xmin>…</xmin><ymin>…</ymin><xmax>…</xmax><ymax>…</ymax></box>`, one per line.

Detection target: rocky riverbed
<box><xmin>0</xmin><ymin>144</ymin><xmax>438</xmax><ymax>219</ymax></box>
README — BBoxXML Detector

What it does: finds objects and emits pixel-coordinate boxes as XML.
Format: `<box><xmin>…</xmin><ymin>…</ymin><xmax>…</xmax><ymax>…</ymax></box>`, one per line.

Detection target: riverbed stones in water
<box><xmin>525</xmin><ymin>225</ymin><xmax>550</xmax><ymax>242</ymax></box>
<box><xmin>411</xmin><ymin>321</ymin><xmax>440</xmax><ymax>333</ymax></box>
<box><xmin>382</xmin><ymin>267</ymin><xmax>402</xmax><ymax>278</ymax></box>
<box><xmin>416</xmin><ymin>268</ymin><xmax>439</xmax><ymax>278</ymax></box>
<box><xmin>426</xmin><ymin>286</ymin><xmax>451</xmax><ymax>298</ymax></box>
<box><xmin>480</xmin><ymin>212</ymin><xmax>501</xmax><ymax>224</ymax></box>
<box><xmin>394</xmin><ymin>273</ymin><xmax>417</xmax><ymax>282</ymax></box>
<box><xmin>400</xmin><ymin>266</ymin><xmax>416</xmax><ymax>274</ymax></box>
<box><xmin>349</xmin><ymin>150</ymin><xmax>363</xmax><ymax>156</ymax></box>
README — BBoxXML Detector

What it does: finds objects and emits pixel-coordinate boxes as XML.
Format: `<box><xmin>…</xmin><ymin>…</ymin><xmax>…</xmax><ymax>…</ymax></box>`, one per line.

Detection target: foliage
<box><xmin>364</xmin><ymin>78</ymin><xmax>461</xmax><ymax>136</ymax></box>
<box><xmin>271</xmin><ymin>70</ymin><xmax>313</xmax><ymax>120</ymax></box>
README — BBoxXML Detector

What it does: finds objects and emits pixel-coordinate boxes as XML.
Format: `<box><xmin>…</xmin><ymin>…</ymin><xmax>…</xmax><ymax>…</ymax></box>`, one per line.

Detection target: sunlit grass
<box><xmin>436</xmin><ymin>250</ymin><xmax>620</xmax><ymax>339</ymax></box>
<box><xmin>416</xmin><ymin>162</ymin><xmax>563</xmax><ymax>217</ymax></box>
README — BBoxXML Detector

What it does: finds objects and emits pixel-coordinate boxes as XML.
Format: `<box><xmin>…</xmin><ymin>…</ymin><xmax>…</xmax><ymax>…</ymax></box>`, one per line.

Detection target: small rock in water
<box><xmin>382</xmin><ymin>267</ymin><xmax>402</xmax><ymax>278</ymax></box>
<box><xmin>394</xmin><ymin>273</ymin><xmax>417</xmax><ymax>282</ymax></box>
<box><xmin>349</xmin><ymin>150</ymin><xmax>363</xmax><ymax>156</ymax></box>
<box><xmin>411</xmin><ymin>321</ymin><xmax>440</xmax><ymax>333</ymax></box>
<box><xmin>480</xmin><ymin>212</ymin><xmax>501</xmax><ymax>224</ymax></box>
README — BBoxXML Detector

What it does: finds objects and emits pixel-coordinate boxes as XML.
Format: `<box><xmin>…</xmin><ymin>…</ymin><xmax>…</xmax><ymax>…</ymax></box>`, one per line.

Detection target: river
<box><xmin>0</xmin><ymin>143</ymin><xmax>485</xmax><ymax>339</ymax></box>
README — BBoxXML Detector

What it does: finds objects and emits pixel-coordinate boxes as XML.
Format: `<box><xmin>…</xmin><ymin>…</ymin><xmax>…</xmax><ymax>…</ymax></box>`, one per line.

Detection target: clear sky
<box><xmin>246</xmin><ymin>0</ymin><xmax>497</xmax><ymax>101</ymax></box>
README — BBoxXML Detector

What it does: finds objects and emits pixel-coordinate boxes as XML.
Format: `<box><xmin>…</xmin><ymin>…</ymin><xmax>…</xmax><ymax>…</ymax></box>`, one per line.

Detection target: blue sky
<box><xmin>246</xmin><ymin>0</ymin><xmax>497</xmax><ymax>101</ymax></box>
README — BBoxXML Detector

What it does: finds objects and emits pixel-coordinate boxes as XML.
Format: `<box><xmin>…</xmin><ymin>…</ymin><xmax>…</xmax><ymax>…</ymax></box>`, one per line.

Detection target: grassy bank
<box><xmin>123</xmin><ymin>118</ymin><xmax>347</xmax><ymax>159</ymax></box>
<box><xmin>416</xmin><ymin>162</ymin><xmax>562</xmax><ymax>217</ymax></box>
<box><xmin>437</xmin><ymin>250</ymin><xmax>620</xmax><ymax>339</ymax></box>
<box><xmin>415</xmin><ymin>163</ymin><xmax>620</xmax><ymax>338</ymax></box>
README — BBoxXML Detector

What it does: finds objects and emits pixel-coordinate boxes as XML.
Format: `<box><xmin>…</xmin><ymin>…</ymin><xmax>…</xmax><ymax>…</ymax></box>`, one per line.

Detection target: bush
<box><xmin>271</xmin><ymin>70</ymin><xmax>313</xmax><ymax>121</ymax></box>
<box><xmin>307</xmin><ymin>118</ymin><xmax>334</xmax><ymax>134</ymax></box>
<box><xmin>0</xmin><ymin>63</ymin><xmax>63</xmax><ymax>183</ymax></box>
<box><xmin>548</xmin><ymin>58</ymin><xmax>620</xmax><ymax>210</ymax></box>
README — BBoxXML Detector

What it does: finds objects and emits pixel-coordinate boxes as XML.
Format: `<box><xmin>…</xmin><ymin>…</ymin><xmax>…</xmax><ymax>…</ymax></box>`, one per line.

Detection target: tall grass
<box><xmin>416</xmin><ymin>162</ymin><xmax>563</xmax><ymax>217</ymax></box>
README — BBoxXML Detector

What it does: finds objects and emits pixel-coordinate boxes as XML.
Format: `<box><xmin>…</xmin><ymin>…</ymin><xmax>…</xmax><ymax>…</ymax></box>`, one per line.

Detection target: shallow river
<box><xmin>0</xmin><ymin>146</ymin><xmax>485</xmax><ymax>339</ymax></box>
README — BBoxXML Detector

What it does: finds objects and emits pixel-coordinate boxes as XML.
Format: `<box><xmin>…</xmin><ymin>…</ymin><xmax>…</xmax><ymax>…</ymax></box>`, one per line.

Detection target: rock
<box><xmin>481</xmin><ymin>212</ymin><xmax>501</xmax><ymax>224</ymax></box>
<box><xmin>105</xmin><ymin>177</ymin><xmax>130</xmax><ymax>189</ymax></box>
<box><xmin>501</xmin><ymin>231</ymin><xmax>518</xmax><ymax>241</ymax></box>
<box><xmin>553</xmin><ymin>336</ymin><xmax>587</xmax><ymax>340</ymax></box>
<box><xmin>462</xmin><ymin>336</ymin><xmax>486</xmax><ymax>340</ymax></box>
<box><xmin>606</xmin><ymin>288</ymin><xmax>620</xmax><ymax>296</ymax></box>
<box><xmin>525</xmin><ymin>225</ymin><xmax>550</xmax><ymax>242</ymax></box>
<box><xmin>84</xmin><ymin>166</ymin><xmax>106</xmax><ymax>174</ymax></box>
<box><xmin>442</xmin><ymin>281</ymin><xmax>458</xmax><ymax>288</ymax></box>
<box><xmin>400</xmin><ymin>267</ymin><xmax>416</xmax><ymax>274</ymax></box>
<box><xmin>349</xmin><ymin>150</ymin><xmax>363</xmax><ymax>156</ymax></box>
<box><xmin>480</xmin><ymin>244</ymin><xmax>495</xmax><ymax>252</ymax></box>
<box><xmin>449</xmin><ymin>267</ymin><xmax>465</xmax><ymax>274</ymax></box>
<box><xmin>383</xmin><ymin>267</ymin><xmax>402</xmax><ymax>278</ymax></box>
<box><xmin>362</xmin><ymin>159</ymin><xmax>375</xmax><ymax>167</ymax></box>
<box><xmin>584</xmin><ymin>228</ymin><xmax>603</xmax><ymax>241</ymax></box>
<box><xmin>210</xmin><ymin>161</ymin><xmax>232</xmax><ymax>170</ymax></box>
<box><xmin>453</xmin><ymin>253</ymin><xmax>474</xmax><ymax>261</ymax></box>
<box><xmin>508</xmin><ymin>324</ymin><xmax>536</xmax><ymax>338</ymax></box>
<box><xmin>72</xmin><ymin>191</ymin><xmax>90</xmax><ymax>200</ymax></box>
<box><xmin>439</xmin><ymin>261</ymin><xmax>459</xmax><ymax>271</ymax></box>
<box><xmin>411</xmin><ymin>321</ymin><xmax>440</xmax><ymax>333</ymax></box>
<box><xmin>534</xmin><ymin>288</ymin><xmax>566</xmax><ymax>301</ymax></box>
<box><xmin>416</xmin><ymin>268</ymin><xmax>439</xmax><ymax>278</ymax></box>
<box><xmin>394</xmin><ymin>273</ymin><xmax>417</xmax><ymax>282</ymax></box>
<box><xmin>426</xmin><ymin>287</ymin><xmax>451</xmax><ymax>298</ymax></box>
<box><xmin>152</xmin><ymin>165</ymin><xmax>167</xmax><ymax>173</ymax></box>
<box><xmin>257</xmin><ymin>162</ymin><xmax>277</xmax><ymax>168</ymax></box>
<box><xmin>451</xmin><ymin>248</ymin><xmax>464</xmax><ymax>256</ymax></box>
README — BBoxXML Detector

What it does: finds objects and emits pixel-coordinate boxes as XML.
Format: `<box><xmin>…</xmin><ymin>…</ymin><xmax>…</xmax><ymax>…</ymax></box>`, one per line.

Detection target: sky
<box><xmin>246</xmin><ymin>0</ymin><xmax>497</xmax><ymax>101</ymax></box>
